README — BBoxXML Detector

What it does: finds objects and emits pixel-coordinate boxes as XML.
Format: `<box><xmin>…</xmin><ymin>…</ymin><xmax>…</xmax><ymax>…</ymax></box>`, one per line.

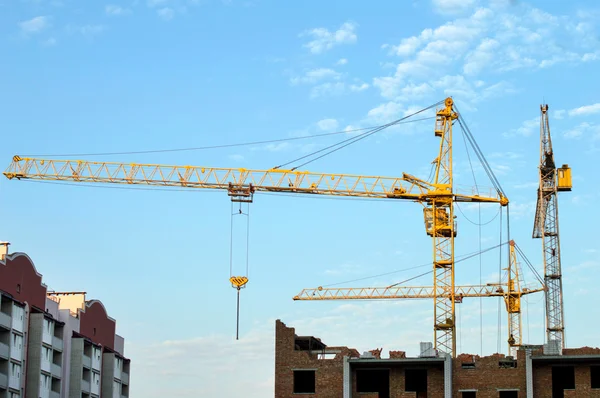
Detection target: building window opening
<box><xmin>591</xmin><ymin>365</ymin><xmax>600</xmax><ymax>388</ymax></box>
<box><xmin>16</xmin><ymin>284</ymin><xmax>20</xmax><ymax>293</ymax></box>
<box><xmin>552</xmin><ymin>366</ymin><xmax>575</xmax><ymax>398</ymax></box>
<box><xmin>293</xmin><ymin>370</ymin><xmax>315</xmax><ymax>394</ymax></box>
<box><xmin>356</xmin><ymin>369</ymin><xmax>390</xmax><ymax>398</ymax></box>
<box><xmin>405</xmin><ymin>369</ymin><xmax>427</xmax><ymax>394</ymax></box>
<box><xmin>462</xmin><ymin>392</ymin><xmax>476</xmax><ymax>398</ymax></box>
<box><xmin>499</xmin><ymin>391</ymin><xmax>518</xmax><ymax>398</ymax></box>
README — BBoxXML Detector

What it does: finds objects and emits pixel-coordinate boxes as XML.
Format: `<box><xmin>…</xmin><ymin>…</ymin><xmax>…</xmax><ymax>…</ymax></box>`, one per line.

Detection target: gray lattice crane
<box><xmin>532</xmin><ymin>104</ymin><xmax>572</xmax><ymax>352</ymax></box>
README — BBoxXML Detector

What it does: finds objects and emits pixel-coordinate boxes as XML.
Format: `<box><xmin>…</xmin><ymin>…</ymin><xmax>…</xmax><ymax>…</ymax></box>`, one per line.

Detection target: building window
<box><xmin>93</xmin><ymin>327</ymin><xmax>96</xmax><ymax>336</ymax></box>
<box><xmin>357</xmin><ymin>369</ymin><xmax>389</xmax><ymax>398</ymax></box>
<box><xmin>293</xmin><ymin>370</ymin><xmax>315</xmax><ymax>394</ymax></box>
<box><xmin>405</xmin><ymin>369</ymin><xmax>427</xmax><ymax>393</ymax></box>
<box><xmin>462</xmin><ymin>392</ymin><xmax>476</xmax><ymax>398</ymax></box>
<box><xmin>552</xmin><ymin>366</ymin><xmax>575</xmax><ymax>396</ymax></box>
<box><xmin>499</xmin><ymin>391</ymin><xmax>518</xmax><ymax>398</ymax></box>
<box><xmin>16</xmin><ymin>284</ymin><xmax>20</xmax><ymax>293</ymax></box>
<box><xmin>592</xmin><ymin>366</ymin><xmax>600</xmax><ymax>388</ymax></box>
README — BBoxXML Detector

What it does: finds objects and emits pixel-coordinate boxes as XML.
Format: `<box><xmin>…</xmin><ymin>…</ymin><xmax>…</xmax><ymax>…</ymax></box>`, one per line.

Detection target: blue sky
<box><xmin>1</xmin><ymin>0</ymin><xmax>600</xmax><ymax>396</ymax></box>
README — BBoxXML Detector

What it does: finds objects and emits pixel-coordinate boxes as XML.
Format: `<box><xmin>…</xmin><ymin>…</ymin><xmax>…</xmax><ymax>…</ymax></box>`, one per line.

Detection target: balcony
<box><xmin>51</xmin><ymin>363</ymin><xmax>61</xmax><ymax>378</ymax></box>
<box><xmin>52</xmin><ymin>336</ymin><xmax>63</xmax><ymax>352</ymax></box>
<box><xmin>83</xmin><ymin>354</ymin><xmax>91</xmax><ymax>369</ymax></box>
<box><xmin>0</xmin><ymin>312</ymin><xmax>10</xmax><ymax>330</ymax></box>
<box><xmin>0</xmin><ymin>342</ymin><xmax>8</xmax><ymax>359</ymax></box>
<box><xmin>81</xmin><ymin>379</ymin><xmax>90</xmax><ymax>392</ymax></box>
<box><xmin>121</xmin><ymin>372</ymin><xmax>129</xmax><ymax>385</ymax></box>
<box><xmin>41</xmin><ymin>359</ymin><xmax>51</xmax><ymax>374</ymax></box>
<box><xmin>0</xmin><ymin>372</ymin><xmax>7</xmax><ymax>389</ymax></box>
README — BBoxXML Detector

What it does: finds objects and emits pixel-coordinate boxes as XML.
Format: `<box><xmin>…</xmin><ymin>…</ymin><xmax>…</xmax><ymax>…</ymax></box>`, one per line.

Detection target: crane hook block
<box><xmin>230</xmin><ymin>276</ymin><xmax>249</xmax><ymax>289</ymax></box>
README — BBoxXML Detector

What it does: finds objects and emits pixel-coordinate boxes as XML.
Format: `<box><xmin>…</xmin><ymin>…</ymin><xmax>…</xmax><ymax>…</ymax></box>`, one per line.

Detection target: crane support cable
<box><xmin>321</xmin><ymin>241</ymin><xmax>509</xmax><ymax>288</ymax></box>
<box><xmin>513</xmin><ymin>243</ymin><xmax>545</xmax><ymax>286</ymax></box>
<box><xmin>385</xmin><ymin>241</ymin><xmax>508</xmax><ymax>288</ymax></box>
<box><xmin>454</xmin><ymin>105</ymin><xmax>506</xmax><ymax>198</ymax></box>
<box><xmin>274</xmin><ymin>100</ymin><xmax>445</xmax><ymax>171</ymax></box>
<box><xmin>22</xmin><ymin>117</ymin><xmax>436</xmax><ymax>158</ymax></box>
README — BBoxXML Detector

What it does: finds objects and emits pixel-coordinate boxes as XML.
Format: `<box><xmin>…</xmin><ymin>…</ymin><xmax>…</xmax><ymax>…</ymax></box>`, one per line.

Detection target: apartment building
<box><xmin>0</xmin><ymin>243</ymin><xmax>131</xmax><ymax>398</ymax></box>
<box><xmin>275</xmin><ymin>319</ymin><xmax>600</xmax><ymax>398</ymax></box>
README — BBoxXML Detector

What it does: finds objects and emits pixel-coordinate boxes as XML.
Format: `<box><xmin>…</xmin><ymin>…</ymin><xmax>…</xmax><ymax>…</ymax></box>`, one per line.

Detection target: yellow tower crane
<box><xmin>4</xmin><ymin>97</ymin><xmax>512</xmax><ymax>357</ymax></box>
<box><xmin>294</xmin><ymin>239</ymin><xmax>543</xmax><ymax>356</ymax></box>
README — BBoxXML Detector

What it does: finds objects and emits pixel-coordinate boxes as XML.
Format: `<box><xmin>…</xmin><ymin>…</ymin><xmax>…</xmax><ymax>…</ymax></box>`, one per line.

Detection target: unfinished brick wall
<box><xmin>350</xmin><ymin>365</ymin><xmax>444</xmax><ymax>398</ymax></box>
<box><xmin>275</xmin><ymin>319</ymin><xmax>359</xmax><ymax>398</ymax></box>
<box><xmin>533</xmin><ymin>362</ymin><xmax>600</xmax><ymax>398</ymax></box>
<box><xmin>453</xmin><ymin>353</ymin><xmax>526</xmax><ymax>397</ymax></box>
<box><xmin>275</xmin><ymin>319</ymin><xmax>600</xmax><ymax>398</ymax></box>
<box><xmin>564</xmin><ymin>347</ymin><xmax>600</xmax><ymax>355</ymax></box>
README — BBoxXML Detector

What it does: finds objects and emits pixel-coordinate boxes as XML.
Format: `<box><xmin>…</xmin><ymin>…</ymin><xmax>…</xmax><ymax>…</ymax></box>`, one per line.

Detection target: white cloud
<box><xmin>509</xmin><ymin>200</ymin><xmax>537</xmax><ymax>219</ymax></box>
<box><xmin>19</xmin><ymin>16</ymin><xmax>49</xmax><ymax>34</ymax></box>
<box><xmin>553</xmin><ymin>109</ymin><xmax>566</xmax><ymax>119</ymax></box>
<box><xmin>349</xmin><ymin>83</ymin><xmax>369</xmax><ymax>92</ymax></box>
<box><xmin>463</xmin><ymin>38</ymin><xmax>500</xmax><ymax>75</ymax></box>
<box><xmin>568</xmin><ymin>103</ymin><xmax>600</xmax><ymax>117</ymax></box>
<box><xmin>66</xmin><ymin>24</ymin><xmax>106</xmax><ymax>37</ymax></box>
<box><xmin>336</xmin><ymin>58</ymin><xmax>348</xmax><ymax>65</ymax></box>
<box><xmin>300</xmin><ymin>21</ymin><xmax>358</xmax><ymax>54</ymax></box>
<box><xmin>564</xmin><ymin>122</ymin><xmax>600</xmax><ymax>140</ymax></box>
<box><xmin>431</xmin><ymin>0</ymin><xmax>479</xmax><ymax>16</ymax></box>
<box><xmin>157</xmin><ymin>7</ymin><xmax>175</xmax><ymax>20</ymax></box>
<box><xmin>503</xmin><ymin>117</ymin><xmax>538</xmax><ymax>137</ymax></box>
<box><xmin>376</xmin><ymin>5</ymin><xmax>599</xmax><ymax>106</ymax></box>
<box><xmin>582</xmin><ymin>52</ymin><xmax>600</xmax><ymax>62</ymax></box>
<box><xmin>317</xmin><ymin>118</ymin><xmax>339</xmax><ymax>131</ymax></box>
<box><xmin>290</xmin><ymin>68</ymin><xmax>341</xmax><ymax>85</ymax></box>
<box><xmin>387</xmin><ymin>36</ymin><xmax>421</xmax><ymax>57</ymax></box>
<box><xmin>228</xmin><ymin>154</ymin><xmax>244</xmax><ymax>162</ymax></box>
<box><xmin>128</xmin><ymin>323</ymin><xmax>275</xmax><ymax>398</ymax></box>
<box><xmin>106</xmin><ymin>5</ymin><xmax>132</xmax><ymax>15</ymax></box>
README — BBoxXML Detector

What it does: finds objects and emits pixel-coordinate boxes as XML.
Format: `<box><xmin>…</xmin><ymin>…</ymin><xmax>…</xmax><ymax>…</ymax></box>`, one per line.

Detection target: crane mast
<box><xmin>428</xmin><ymin>98</ymin><xmax>458</xmax><ymax>356</ymax></box>
<box><xmin>505</xmin><ymin>240</ymin><xmax>524</xmax><ymax>357</ymax></box>
<box><xmin>532</xmin><ymin>104</ymin><xmax>572</xmax><ymax>351</ymax></box>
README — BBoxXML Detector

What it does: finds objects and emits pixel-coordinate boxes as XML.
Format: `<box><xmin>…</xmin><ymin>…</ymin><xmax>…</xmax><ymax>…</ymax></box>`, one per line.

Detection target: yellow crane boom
<box><xmin>295</xmin><ymin>241</ymin><xmax>542</xmax><ymax>354</ymax></box>
<box><xmin>294</xmin><ymin>284</ymin><xmax>542</xmax><ymax>301</ymax></box>
<box><xmin>4</xmin><ymin>156</ymin><xmax>501</xmax><ymax>204</ymax></box>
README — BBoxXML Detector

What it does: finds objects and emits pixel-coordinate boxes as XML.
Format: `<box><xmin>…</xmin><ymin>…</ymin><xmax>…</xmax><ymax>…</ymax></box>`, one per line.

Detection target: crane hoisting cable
<box><xmin>229</xmin><ymin>200</ymin><xmax>250</xmax><ymax>340</ymax></box>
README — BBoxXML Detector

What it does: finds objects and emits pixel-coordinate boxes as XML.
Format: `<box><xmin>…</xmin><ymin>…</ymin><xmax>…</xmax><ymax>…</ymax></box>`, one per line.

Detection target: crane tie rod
<box><xmin>22</xmin><ymin>118</ymin><xmax>435</xmax><ymax>158</ymax></box>
<box><xmin>273</xmin><ymin>100</ymin><xmax>446</xmax><ymax>171</ymax></box>
<box><xmin>386</xmin><ymin>241</ymin><xmax>508</xmax><ymax>288</ymax></box>
<box><xmin>455</xmin><ymin>106</ymin><xmax>506</xmax><ymax>198</ymax></box>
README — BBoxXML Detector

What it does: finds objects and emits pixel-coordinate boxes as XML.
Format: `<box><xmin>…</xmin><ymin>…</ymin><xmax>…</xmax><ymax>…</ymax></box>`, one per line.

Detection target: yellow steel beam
<box><xmin>3</xmin><ymin>156</ymin><xmax>506</xmax><ymax>204</ymax></box>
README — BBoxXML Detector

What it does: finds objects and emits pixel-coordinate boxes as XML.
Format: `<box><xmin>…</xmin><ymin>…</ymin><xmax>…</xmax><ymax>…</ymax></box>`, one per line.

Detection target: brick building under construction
<box><xmin>275</xmin><ymin>320</ymin><xmax>600</xmax><ymax>398</ymax></box>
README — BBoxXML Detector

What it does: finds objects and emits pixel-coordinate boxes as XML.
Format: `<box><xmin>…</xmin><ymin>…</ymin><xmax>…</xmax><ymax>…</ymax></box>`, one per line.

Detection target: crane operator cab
<box><xmin>557</xmin><ymin>164</ymin><xmax>572</xmax><ymax>192</ymax></box>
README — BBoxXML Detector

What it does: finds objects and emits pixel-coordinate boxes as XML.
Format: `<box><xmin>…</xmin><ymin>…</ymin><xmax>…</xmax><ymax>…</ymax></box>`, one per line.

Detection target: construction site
<box><xmin>1</xmin><ymin>95</ymin><xmax>597</xmax><ymax>398</ymax></box>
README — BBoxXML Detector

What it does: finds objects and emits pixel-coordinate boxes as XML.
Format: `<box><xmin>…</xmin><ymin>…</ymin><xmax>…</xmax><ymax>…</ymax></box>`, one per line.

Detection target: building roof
<box><xmin>295</xmin><ymin>335</ymin><xmax>327</xmax><ymax>351</ymax></box>
<box><xmin>348</xmin><ymin>357</ymin><xmax>445</xmax><ymax>367</ymax></box>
